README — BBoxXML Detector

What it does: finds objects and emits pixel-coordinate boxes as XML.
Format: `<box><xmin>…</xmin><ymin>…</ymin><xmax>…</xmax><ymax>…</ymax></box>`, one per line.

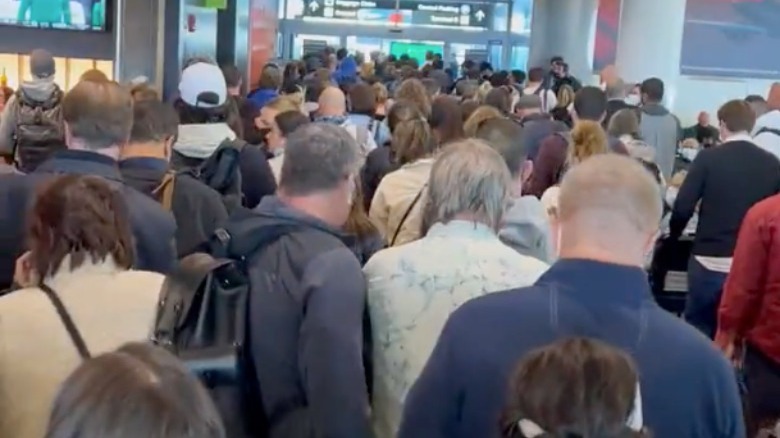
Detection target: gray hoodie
<box><xmin>639</xmin><ymin>103</ymin><xmax>682</xmax><ymax>179</ymax></box>
<box><xmin>0</xmin><ymin>77</ymin><xmax>58</xmax><ymax>156</ymax></box>
<box><xmin>499</xmin><ymin>195</ymin><xmax>554</xmax><ymax>263</ymax></box>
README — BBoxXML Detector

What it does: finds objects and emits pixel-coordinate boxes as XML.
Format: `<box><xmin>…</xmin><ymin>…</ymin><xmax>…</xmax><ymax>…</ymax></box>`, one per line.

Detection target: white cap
<box><xmin>179</xmin><ymin>62</ymin><xmax>227</xmax><ymax>108</ymax></box>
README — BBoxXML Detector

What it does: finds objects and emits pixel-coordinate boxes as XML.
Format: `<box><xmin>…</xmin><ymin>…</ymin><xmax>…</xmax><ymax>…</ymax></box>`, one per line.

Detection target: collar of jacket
<box><xmin>426</xmin><ymin>220</ymin><xmax>497</xmax><ymax>240</ymax></box>
<box><xmin>119</xmin><ymin>157</ymin><xmax>169</xmax><ymax>173</ymax></box>
<box><xmin>35</xmin><ymin>150</ymin><xmax>123</xmax><ymax>182</ymax></box>
<box><xmin>536</xmin><ymin>258</ymin><xmax>653</xmax><ymax>307</ymax></box>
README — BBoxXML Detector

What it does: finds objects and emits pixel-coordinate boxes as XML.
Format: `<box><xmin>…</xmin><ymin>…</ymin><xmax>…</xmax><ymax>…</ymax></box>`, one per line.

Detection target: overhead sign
<box><xmin>303</xmin><ymin>0</ymin><xmax>492</xmax><ymax>28</ymax></box>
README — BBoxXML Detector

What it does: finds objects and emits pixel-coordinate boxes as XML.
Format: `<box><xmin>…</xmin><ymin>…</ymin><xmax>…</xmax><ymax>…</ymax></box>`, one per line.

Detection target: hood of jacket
<box><xmin>118</xmin><ymin>157</ymin><xmax>168</xmax><ymax>195</ymax></box>
<box><xmin>640</xmin><ymin>103</ymin><xmax>671</xmax><ymax>117</ymax></box>
<box><xmin>19</xmin><ymin>76</ymin><xmax>57</xmax><ymax>102</ymax></box>
<box><xmin>499</xmin><ymin>195</ymin><xmax>553</xmax><ymax>263</ymax></box>
<box><xmin>172</xmin><ymin>123</ymin><xmax>236</xmax><ymax>159</ymax></box>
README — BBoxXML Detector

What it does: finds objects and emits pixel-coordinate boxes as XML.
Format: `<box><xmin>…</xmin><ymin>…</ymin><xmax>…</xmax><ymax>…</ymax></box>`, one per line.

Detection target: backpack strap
<box><xmin>757</xmin><ymin>127</ymin><xmax>780</xmax><ymax>137</ymax></box>
<box><xmin>153</xmin><ymin>171</ymin><xmax>177</xmax><ymax>212</ymax></box>
<box><xmin>40</xmin><ymin>283</ymin><xmax>91</xmax><ymax>359</ymax></box>
<box><xmin>390</xmin><ymin>186</ymin><xmax>426</xmax><ymax>246</ymax></box>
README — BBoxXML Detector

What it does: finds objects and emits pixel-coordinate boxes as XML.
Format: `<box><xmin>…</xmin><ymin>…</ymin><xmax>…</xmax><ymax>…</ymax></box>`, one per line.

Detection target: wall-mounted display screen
<box><xmin>389</xmin><ymin>41</ymin><xmax>443</xmax><ymax>64</ymax></box>
<box><xmin>302</xmin><ymin>0</ymin><xmax>492</xmax><ymax>29</ymax></box>
<box><xmin>0</xmin><ymin>0</ymin><xmax>107</xmax><ymax>31</ymax></box>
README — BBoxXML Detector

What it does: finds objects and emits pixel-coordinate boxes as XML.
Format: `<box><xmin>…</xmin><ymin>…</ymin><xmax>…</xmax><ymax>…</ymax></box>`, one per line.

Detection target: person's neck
<box><xmin>278</xmin><ymin>192</ymin><xmax>340</xmax><ymax>228</ymax></box>
<box><xmin>558</xmin><ymin>243</ymin><xmax>644</xmax><ymax>269</ymax></box>
<box><xmin>318</xmin><ymin>110</ymin><xmax>345</xmax><ymax>118</ymax></box>
<box><xmin>67</xmin><ymin>140</ymin><xmax>120</xmax><ymax>160</ymax></box>
<box><xmin>526</xmin><ymin>81</ymin><xmax>541</xmax><ymax>88</ymax></box>
<box><xmin>227</xmin><ymin>87</ymin><xmax>241</xmax><ymax>97</ymax></box>
<box><xmin>119</xmin><ymin>141</ymin><xmax>167</xmax><ymax>160</ymax></box>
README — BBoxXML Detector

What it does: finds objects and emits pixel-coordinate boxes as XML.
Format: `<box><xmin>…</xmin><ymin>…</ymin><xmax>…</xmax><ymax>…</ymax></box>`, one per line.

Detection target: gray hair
<box><xmin>605</xmin><ymin>78</ymin><xmax>627</xmax><ymax>100</ymax></box>
<box><xmin>279</xmin><ymin>123</ymin><xmax>360</xmax><ymax>196</ymax></box>
<box><xmin>422</xmin><ymin>139</ymin><xmax>512</xmax><ymax>233</ymax></box>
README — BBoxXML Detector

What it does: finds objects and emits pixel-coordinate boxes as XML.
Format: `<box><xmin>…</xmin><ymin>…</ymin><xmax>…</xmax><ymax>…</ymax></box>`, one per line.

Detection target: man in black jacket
<box><xmin>603</xmin><ymin>78</ymin><xmax>636</xmax><ymax>129</ymax></box>
<box><xmin>0</xmin><ymin>80</ymin><xmax>176</xmax><ymax>289</ymax></box>
<box><xmin>670</xmin><ymin>99</ymin><xmax>780</xmax><ymax>338</ymax></box>
<box><xmin>119</xmin><ymin>100</ymin><xmax>228</xmax><ymax>257</ymax></box>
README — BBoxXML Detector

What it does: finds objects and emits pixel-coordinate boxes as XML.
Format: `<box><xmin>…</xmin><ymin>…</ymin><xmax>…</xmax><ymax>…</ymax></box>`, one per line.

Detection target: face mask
<box><xmin>665</xmin><ymin>187</ymin><xmax>678</xmax><ymax>206</ymax></box>
<box><xmin>625</xmin><ymin>94</ymin><xmax>641</xmax><ymax>106</ymax></box>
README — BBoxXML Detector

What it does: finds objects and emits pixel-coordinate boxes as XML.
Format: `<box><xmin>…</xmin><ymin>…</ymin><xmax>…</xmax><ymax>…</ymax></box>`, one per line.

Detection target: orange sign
<box><xmin>248</xmin><ymin>0</ymin><xmax>279</xmax><ymax>86</ymax></box>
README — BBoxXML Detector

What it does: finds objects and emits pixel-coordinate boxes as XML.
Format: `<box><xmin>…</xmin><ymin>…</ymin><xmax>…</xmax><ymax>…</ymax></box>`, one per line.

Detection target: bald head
<box><xmin>558</xmin><ymin>155</ymin><xmax>662</xmax><ymax>265</ymax></box>
<box><xmin>318</xmin><ymin>86</ymin><xmax>346</xmax><ymax>117</ymax></box>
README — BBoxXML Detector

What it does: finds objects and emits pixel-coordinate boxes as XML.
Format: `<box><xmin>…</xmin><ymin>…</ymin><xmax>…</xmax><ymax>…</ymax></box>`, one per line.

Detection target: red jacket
<box><xmin>719</xmin><ymin>193</ymin><xmax>780</xmax><ymax>364</ymax></box>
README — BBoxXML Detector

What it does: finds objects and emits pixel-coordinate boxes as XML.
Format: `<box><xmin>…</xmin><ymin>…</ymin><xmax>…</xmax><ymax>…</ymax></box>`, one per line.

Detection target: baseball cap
<box><xmin>179</xmin><ymin>62</ymin><xmax>227</xmax><ymax>108</ymax></box>
<box><xmin>30</xmin><ymin>49</ymin><xmax>55</xmax><ymax>78</ymax></box>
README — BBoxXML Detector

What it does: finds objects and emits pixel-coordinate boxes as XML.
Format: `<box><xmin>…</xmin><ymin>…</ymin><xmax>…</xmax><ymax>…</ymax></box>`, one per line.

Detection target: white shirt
<box><xmin>523</xmin><ymin>84</ymin><xmax>558</xmax><ymax>113</ymax></box>
<box><xmin>752</xmin><ymin>110</ymin><xmax>780</xmax><ymax>159</ymax></box>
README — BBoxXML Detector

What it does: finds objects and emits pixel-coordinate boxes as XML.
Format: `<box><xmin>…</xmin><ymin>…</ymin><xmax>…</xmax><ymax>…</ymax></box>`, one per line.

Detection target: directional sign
<box><xmin>301</xmin><ymin>0</ymin><xmax>493</xmax><ymax>28</ymax></box>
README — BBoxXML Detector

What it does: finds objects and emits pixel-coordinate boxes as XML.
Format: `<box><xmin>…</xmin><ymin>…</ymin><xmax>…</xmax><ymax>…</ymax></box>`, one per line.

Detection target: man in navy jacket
<box><xmin>0</xmin><ymin>79</ymin><xmax>176</xmax><ymax>289</ymax></box>
<box><xmin>399</xmin><ymin>155</ymin><xmax>744</xmax><ymax>438</ymax></box>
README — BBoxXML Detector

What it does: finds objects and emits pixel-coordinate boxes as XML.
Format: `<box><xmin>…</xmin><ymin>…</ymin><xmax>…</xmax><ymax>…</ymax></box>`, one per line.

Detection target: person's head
<box><xmin>640</xmin><ymin>77</ymin><xmax>664</xmax><ymax>104</ymax></box>
<box><xmin>421</xmin><ymin>78</ymin><xmax>441</xmax><ymax>100</ymax></box>
<box><xmin>485</xmin><ymin>87</ymin><xmax>512</xmax><ymax>115</ymax></box>
<box><xmin>343</xmin><ymin>174</ymin><xmax>377</xmax><ymax>240</ymax></box>
<box><xmin>572</xmin><ymin>86</ymin><xmax>607</xmax><ymax>122</ymax></box>
<box><xmin>460</xmin><ymin>100</ymin><xmax>480</xmax><ymax>122</ymax></box>
<box><xmin>46</xmin><ymin>343</ymin><xmax>225</xmax><ymax>438</ymax></box>
<box><xmin>463</xmin><ymin>105</ymin><xmax>504</xmax><ymax>137</ymax></box>
<box><xmin>569</xmin><ymin>120</ymin><xmax>609</xmax><ymax>167</ymax></box>
<box><xmin>348</xmin><ymin>82</ymin><xmax>377</xmax><ymax>116</ymax></box>
<box><xmin>514</xmin><ymin>94</ymin><xmax>542</xmax><ymax>118</ymax></box>
<box><xmin>30</xmin><ymin>49</ymin><xmax>55</xmax><ymax>79</ymax></box>
<box><xmin>373</xmin><ymin>82</ymin><xmax>389</xmax><ymax>108</ymax></box>
<box><xmin>501</xmin><ymin>337</ymin><xmax>644</xmax><ymax>438</ymax></box>
<box><xmin>258</xmin><ymin>64</ymin><xmax>282</xmax><ymax>91</ymax></box>
<box><xmin>697</xmin><ymin>111</ymin><xmax>710</xmax><ymax>127</ymax></box>
<box><xmin>422</xmin><ymin>139</ymin><xmax>512</xmax><ymax>234</ymax></box>
<box><xmin>360</xmin><ymin>62</ymin><xmax>375</xmax><ymax>80</ymax></box>
<box><xmin>556</xmin><ymin>85</ymin><xmax>576</xmax><ymax>111</ymax></box>
<box><xmin>489</xmin><ymin>71</ymin><xmax>510</xmax><ymax>88</ymax></box>
<box><xmin>387</xmin><ymin>100</ymin><xmax>424</xmax><ymax>135</ymax></box>
<box><xmin>176</xmin><ymin>62</ymin><xmax>242</xmax><ymax>136</ymax></box>
<box><xmin>392</xmin><ymin>109</ymin><xmax>436</xmax><ymax>166</ymax></box>
<box><xmin>257</xmin><ymin>96</ymin><xmax>300</xmax><ymax>142</ymax></box>
<box><xmin>130</xmin><ymin>84</ymin><xmax>160</xmax><ymax>102</ymax></box>
<box><xmin>527</xmin><ymin>67</ymin><xmax>545</xmax><ymax>84</ymax></box>
<box><xmin>605</xmin><ymin>78</ymin><xmax>627</xmax><ymax>100</ymax></box>
<box><xmin>283</xmin><ymin>62</ymin><xmax>301</xmax><ymax>83</ymax></box>
<box><xmin>510</xmin><ymin>69</ymin><xmax>526</xmax><ymax>85</ymax></box>
<box><xmin>429</xmin><ymin>96</ymin><xmax>465</xmax><ymax>146</ymax></box>
<box><xmin>317</xmin><ymin>86</ymin><xmax>347</xmax><ymax>117</ymax></box>
<box><xmin>62</xmin><ymin>80</ymin><xmax>133</xmax><ymax>156</ymax></box>
<box><xmin>125</xmin><ymin>100</ymin><xmax>179</xmax><ymax>160</ymax></box>
<box><xmin>475</xmin><ymin>118</ymin><xmax>532</xmax><ymax>197</ymax></box>
<box><xmin>556</xmin><ymin>154</ymin><xmax>662</xmax><ymax>266</ymax></box>
<box><xmin>267</xmin><ymin>110</ymin><xmax>310</xmax><ymax>153</ymax></box>
<box><xmin>395</xmin><ymin>78</ymin><xmax>432</xmax><ymax>116</ymax></box>
<box><xmin>279</xmin><ymin>123</ymin><xmax>361</xmax><ymax>226</ymax></box>
<box><xmin>336</xmin><ymin>48</ymin><xmax>348</xmax><ymax>61</ymax></box>
<box><xmin>79</xmin><ymin>69</ymin><xmax>109</xmax><ymax>83</ymax></box>
<box><xmin>745</xmin><ymin>94</ymin><xmax>769</xmax><ymax>118</ymax></box>
<box><xmin>717</xmin><ymin>99</ymin><xmax>756</xmax><ymax>139</ymax></box>
<box><xmin>221</xmin><ymin>64</ymin><xmax>243</xmax><ymax>96</ymax></box>
<box><xmin>607</xmin><ymin>108</ymin><xmax>641</xmax><ymax>139</ymax></box>
<box><xmin>456</xmin><ymin>79</ymin><xmax>479</xmax><ymax>101</ymax></box>
<box><xmin>27</xmin><ymin>175</ymin><xmax>134</xmax><ymax>281</ymax></box>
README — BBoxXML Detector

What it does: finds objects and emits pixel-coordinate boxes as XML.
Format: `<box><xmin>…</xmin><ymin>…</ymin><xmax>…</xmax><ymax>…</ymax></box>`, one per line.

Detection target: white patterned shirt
<box><xmin>364</xmin><ymin>220</ymin><xmax>549</xmax><ymax>438</ymax></box>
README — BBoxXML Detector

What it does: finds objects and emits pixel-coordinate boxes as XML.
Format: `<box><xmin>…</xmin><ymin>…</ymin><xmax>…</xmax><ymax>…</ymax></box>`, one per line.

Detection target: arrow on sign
<box><xmin>475</xmin><ymin>9</ymin><xmax>485</xmax><ymax>21</ymax></box>
<box><xmin>309</xmin><ymin>0</ymin><xmax>319</xmax><ymax>11</ymax></box>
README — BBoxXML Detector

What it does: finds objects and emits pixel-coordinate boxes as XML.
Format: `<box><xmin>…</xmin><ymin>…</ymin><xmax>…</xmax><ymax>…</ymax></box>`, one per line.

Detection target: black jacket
<box><xmin>603</xmin><ymin>99</ymin><xmax>637</xmax><ymax>129</ymax></box>
<box><xmin>0</xmin><ymin>150</ymin><xmax>176</xmax><ymax>289</ymax></box>
<box><xmin>119</xmin><ymin>157</ymin><xmax>229</xmax><ymax>257</ymax></box>
<box><xmin>670</xmin><ymin>139</ymin><xmax>780</xmax><ymax>256</ymax></box>
<box><xmin>361</xmin><ymin>143</ymin><xmax>397</xmax><ymax>211</ymax></box>
<box><xmin>518</xmin><ymin>113</ymin><xmax>569</xmax><ymax>161</ymax></box>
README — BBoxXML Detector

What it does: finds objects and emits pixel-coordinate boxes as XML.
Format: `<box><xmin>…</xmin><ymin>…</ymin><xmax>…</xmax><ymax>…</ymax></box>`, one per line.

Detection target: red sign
<box><xmin>248</xmin><ymin>0</ymin><xmax>279</xmax><ymax>86</ymax></box>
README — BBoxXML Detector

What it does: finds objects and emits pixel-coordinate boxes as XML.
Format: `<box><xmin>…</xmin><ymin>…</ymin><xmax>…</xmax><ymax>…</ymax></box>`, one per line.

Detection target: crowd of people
<box><xmin>0</xmin><ymin>45</ymin><xmax>779</xmax><ymax>438</ymax></box>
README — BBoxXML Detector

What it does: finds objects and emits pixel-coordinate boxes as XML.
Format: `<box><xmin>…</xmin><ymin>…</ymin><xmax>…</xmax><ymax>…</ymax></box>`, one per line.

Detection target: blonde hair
<box><xmin>265</xmin><ymin>95</ymin><xmax>300</xmax><ymax>113</ymax></box>
<box><xmin>395</xmin><ymin>79</ymin><xmax>431</xmax><ymax>116</ymax></box>
<box><xmin>557</xmin><ymin>85</ymin><xmax>576</xmax><ymax>109</ymax></box>
<box><xmin>373</xmin><ymin>82</ymin><xmax>388</xmax><ymax>104</ymax></box>
<box><xmin>569</xmin><ymin>120</ymin><xmax>609</xmax><ymax>166</ymax></box>
<box><xmin>360</xmin><ymin>62</ymin><xmax>375</xmax><ymax>80</ymax></box>
<box><xmin>463</xmin><ymin>105</ymin><xmax>503</xmax><ymax>137</ymax></box>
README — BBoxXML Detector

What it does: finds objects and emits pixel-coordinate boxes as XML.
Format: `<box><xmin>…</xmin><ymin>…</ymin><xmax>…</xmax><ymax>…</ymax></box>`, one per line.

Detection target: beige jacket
<box><xmin>0</xmin><ymin>260</ymin><xmax>164</xmax><ymax>438</ymax></box>
<box><xmin>369</xmin><ymin>158</ymin><xmax>433</xmax><ymax>247</ymax></box>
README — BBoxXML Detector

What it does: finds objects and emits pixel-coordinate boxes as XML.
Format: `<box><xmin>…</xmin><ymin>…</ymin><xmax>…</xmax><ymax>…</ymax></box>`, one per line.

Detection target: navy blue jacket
<box><xmin>0</xmin><ymin>150</ymin><xmax>176</xmax><ymax>289</ymax></box>
<box><xmin>399</xmin><ymin>259</ymin><xmax>745</xmax><ymax>438</ymax></box>
<box><xmin>245</xmin><ymin>196</ymin><xmax>370</xmax><ymax>438</ymax></box>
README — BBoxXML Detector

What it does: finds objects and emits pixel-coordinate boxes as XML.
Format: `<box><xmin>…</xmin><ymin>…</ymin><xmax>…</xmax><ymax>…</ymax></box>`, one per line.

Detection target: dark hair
<box><xmin>275</xmin><ymin>110</ymin><xmax>310</xmax><ymax>136</ymax></box>
<box><xmin>485</xmin><ymin>87</ymin><xmax>512</xmax><ymax>114</ymax></box>
<box><xmin>528</xmin><ymin>67</ymin><xmax>545</xmax><ymax>83</ymax></box>
<box><xmin>475</xmin><ymin>118</ymin><xmax>526</xmax><ymax>177</ymax></box>
<box><xmin>348</xmin><ymin>83</ymin><xmax>377</xmax><ymax>116</ymax></box>
<box><xmin>28</xmin><ymin>175</ymin><xmax>134</xmax><ymax>279</ymax></box>
<box><xmin>130</xmin><ymin>100</ymin><xmax>179</xmax><ymax>143</ymax></box>
<box><xmin>718</xmin><ymin>99</ymin><xmax>756</xmax><ymax>133</ymax></box>
<box><xmin>221</xmin><ymin>64</ymin><xmax>242</xmax><ymax>88</ymax></box>
<box><xmin>511</xmin><ymin>69</ymin><xmax>526</xmax><ymax>84</ymax></box>
<box><xmin>490</xmin><ymin>71</ymin><xmax>510</xmax><ymax>88</ymax></box>
<box><xmin>421</xmin><ymin>78</ymin><xmax>441</xmax><ymax>99</ymax></box>
<box><xmin>640</xmin><ymin>78</ymin><xmax>664</xmax><ymax>102</ymax></box>
<box><xmin>344</xmin><ymin>175</ymin><xmax>378</xmax><ymax>240</ymax></box>
<box><xmin>430</xmin><ymin>96</ymin><xmax>464</xmax><ymax>145</ymax></box>
<box><xmin>501</xmin><ymin>337</ymin><xmax>645</xmax><ymax>438</ymax></box>
<box><xmin>63</xmin><ymin>80</ymin><xmax>133</xmax><ymax>150</ymax></box>
<box><xmin>573</xmin><ymin>86</ymin><xmax>608</xmax><ymax>121</ymax></box>
<box><xmin>46</xmin><ymin>343</ymin><xmax>225</xmax><ymax>438</ymax></box>
<box><xmin>257</xmin><ymin>64</ymin><xmax>282</xmax><ymax>90</ymax></box>
<box><xmin>387</xmin><ymin>100</ymin><xmax>424</xmax><ymax>134</ymax></box>
<box><xmin>432</xmin><ymin>59</ymin><xmax>444</xmax><ymax>70</ymax></box>
<box><xmin>745</xmin><ymin>94</ymin><xmax>766</xmax><ymax>104</ymax></box>
<box><xmin>336</xmin><ymin>48</ymin><xmax>348</xmax><ymax>60</ymax></box>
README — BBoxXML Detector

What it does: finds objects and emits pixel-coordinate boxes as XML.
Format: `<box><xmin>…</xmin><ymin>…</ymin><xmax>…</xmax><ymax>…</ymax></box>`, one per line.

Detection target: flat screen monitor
<box><xmin>389</xmin><ymin>41</ymin><xmax>443</xmax><ymax>65</ymax></box>
<box><xmin>0</xmin><ymin>0</ymin><xmax>108</xmax><ymax>31</ymax></box>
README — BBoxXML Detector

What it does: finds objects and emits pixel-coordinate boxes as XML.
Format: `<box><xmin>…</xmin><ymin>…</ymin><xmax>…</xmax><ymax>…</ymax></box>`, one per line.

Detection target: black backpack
<box><xmin>152</xmin><ymin>219</ymin><xmax>301</xmax><ymax>438</ymax></box>
<box><xmin>173</xmin><ymin>139</ymin><xmax>246</xmax><ymax>213</ymax></box>
<box><xmin>13</xmin><ymin>87</ymin><xmax>65</xmax><ymax>172</ymax></box>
